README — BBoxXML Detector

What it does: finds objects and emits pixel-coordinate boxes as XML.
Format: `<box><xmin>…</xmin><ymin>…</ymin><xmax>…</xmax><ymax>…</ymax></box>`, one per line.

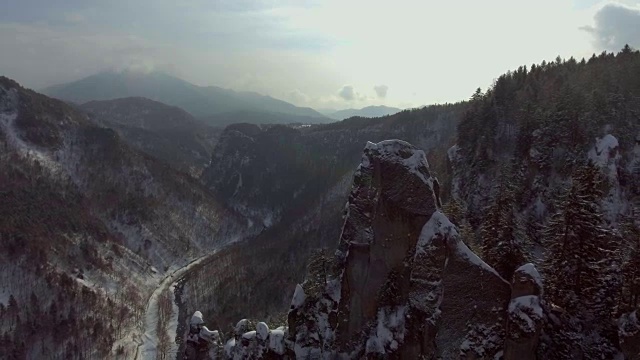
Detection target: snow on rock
<box><xmin>515</xmin><ymin>263</ymin><xmax>543</xmax><ymax>296</ymax></box>
<box><xmin>447</xmin><ymin>144</ymin><xmax>460</xmax><ymax>162</ymax></box>
<box><xmin>365</xmin><ymin>306</ymin><xmax>407</xmax><ymax>355</ymax></box>
<box><xmin>223</xmin><ymin>338</ymin><xmax>236</xmax><ymax>358</ymax></box>
<box><xmin>414</xmin><ymin>210</ymin><xmax>458</xmax><ymax>256</ymax></box>
<box><xmin>415</xmin><ymin>211</ymin><xmax>506</xmax><ymax>282</ymax></box>
<box><xmin>213</xmin><ymin>139</ymin><xmax>513</xmax><ymax>358</ymax></box>
<box><xmin>363</xmin><ymin>139</ymin><xmax>434</xmax><ymax>188</ymax></box>
<box><xmin>268</xmin><ymin>329</ymin><xmax>286</xmax><ymax>354</ymax></box>
<box><xmin>234</xmin><ymin>319</ymin><xmax>251</xmax><ymax>336</ymax></box>
<box><xmin>618</xmin><ymin>311</ymin><xmax>640</xmax><ymax>360</ymax></box>
<box><xmin>533</xmin><ymin>196</ymin><xmax>547</xmax><ymax>219</ymax></box>
<box><xmin>415</xmin><ymin>210</ymin><xmax>510</xmax><ymax>359</ymax></box>
<box><xmin>618</xmin><ymin>311</ymin><xmax>640</xmax><ymax>338</ymax></box>
<box><xmin>191</xmin><ymin>311</ymin><xmax>204</xmax><ymax>325</ymax></box>
<box><xmin>587</xmin><ymin>134</ymin><xmax>628</xmax><ymax>222</ymax></box>
<box><xmin>220</xmin><ymin>321</ymin><xmax>289</xmax><ymax>359</ymax></box>
<box><xmin>256</xmin><ymin>322</ymin><xmax>269</xmax><ymax>341</ymax></box>
<box><xmin>588</xmin><ymin>134</ymin><xmax>620</xmax><ymax>178</ymax></box>
<box><xmin>291</xmin><ymin>284</ymin><xmax>306</xmax><ymax>310</ymax></box>
<box><xmin>199</xmin><ymin>326</ymin><xmax>220</xmax><ymax>345</ymax></box>
<box><xmin>459</xmin><ymin>324</ymin><xmax>504</xmax><ymax>360</ymax></box>
<box><xmin>505</xmin><ymin>263</ymin><xmax>544</xmax><ymax>360</ymax></box>
<box><xmin>508</xmin><ymin>295</ymin><xmax>543</xmax><ymax>335</ymax></box>
<box><xmin>241</xmin><ymin>330</ymin><xmax>257</xmax><ymax>340</ymax></box>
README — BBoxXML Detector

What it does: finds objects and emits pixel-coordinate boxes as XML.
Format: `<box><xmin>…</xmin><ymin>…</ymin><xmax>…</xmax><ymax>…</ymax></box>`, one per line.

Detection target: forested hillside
<box><xmin>0</xmin><ymin>77</ymin><xmax>250</xmax><ymax>358</ymax></box>
<box><xmin>187</xmin><ymin>103</ymin><xmax>464</xmax><ymax>331</ymax></box>
<box><xmin>182</xmin><ymin>47</ymin><xmax>640</xmax><ymax>359</ymax></box>
<box><xmin>449</xmin><ymin>46</ymin><xmax>640</xmax><ymax>357</ymax></box>
<box><xmin>81</xmin><ymin>97</ymin><xmax>221</xmax><ymax>175</ymax></box>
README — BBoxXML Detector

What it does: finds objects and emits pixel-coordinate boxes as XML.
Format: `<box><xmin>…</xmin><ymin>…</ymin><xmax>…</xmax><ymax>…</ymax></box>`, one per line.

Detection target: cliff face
<box><xmin>191</xmin><ymin>105</ymin><xmax>463</xmax><ymax>330</ymax></box>
<box><xmin>191</xmin><ymin>139</ymin><xmax>548</xmax><ymax>359</ymax></box>
<box><xmin>287</xmin><ymin>140</ymin><xmax>512</xmax><ymax>359</ymax></box>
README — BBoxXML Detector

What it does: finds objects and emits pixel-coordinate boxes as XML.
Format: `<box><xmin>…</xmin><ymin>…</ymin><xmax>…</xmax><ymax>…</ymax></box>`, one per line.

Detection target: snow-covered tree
<box><xmin>480</xmin><ymin>172</ymin><xmax>528</xmax><ymax>279</ymax></box>
<box><xmin>621</xmin><ymin>211</ymin><xmax>640</xmax><ymax>311</ymax></box>
<box><xmin>543</xmin><ymin>163</ymin><xmax>613</xmax><ymax>314</ymax></box>
<box><xmin>442</xmin><ymin>197</ymin><xmax>466</xmax><ymax>227</ymax></box>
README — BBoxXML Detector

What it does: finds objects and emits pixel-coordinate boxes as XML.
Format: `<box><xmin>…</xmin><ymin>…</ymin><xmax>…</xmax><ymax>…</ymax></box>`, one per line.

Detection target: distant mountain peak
<box><xmin>328</xmin><ymin>105</ymin><xmax>402</xmax><ymax>120</ymax></box>
<box><xmin>42</xmin><ymin>71</ymin><xmax>327</xmax><ymax>120</ymax></box>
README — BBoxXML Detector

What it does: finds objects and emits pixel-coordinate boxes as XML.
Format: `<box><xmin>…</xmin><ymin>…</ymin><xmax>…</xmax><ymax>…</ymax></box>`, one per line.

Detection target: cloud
<box><xmin>287</xmin><ymin>89</ymin><xmax>310</xmax><ymax>105</ymax></box>
<box><xmin>338</xmin><ymin>85</ymin><xmax>355</xmax><ymax>101</ymax></box>
<box><xmin>581</xmin><ymin>3</ymin><xmax>640</xmax><ymax>51</ymax></box>
<box><xmin>374</xmin><ymin>84</ymin><xmax>388</xmax><ymax>98</ymax></box>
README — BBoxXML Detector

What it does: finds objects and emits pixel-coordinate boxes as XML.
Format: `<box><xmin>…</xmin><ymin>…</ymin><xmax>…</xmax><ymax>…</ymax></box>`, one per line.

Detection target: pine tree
<box><xmin>543</xmin><ymin>164</ymin><xmax>612</xmax><ymax>314</ymax></box>
<box><xmin>442</xmin><ymin>198</ymin><xmax>465</xmax><ymax>226</ymax></box>
<box><xmin>480</xmin><ymin>171</ymin><xmax>528</xmax><ymax>279</ymax></box>
<box><xmin>620</xmin><ymin>211</ymin><xmax>640</xmax><ymax>311</ymax></box>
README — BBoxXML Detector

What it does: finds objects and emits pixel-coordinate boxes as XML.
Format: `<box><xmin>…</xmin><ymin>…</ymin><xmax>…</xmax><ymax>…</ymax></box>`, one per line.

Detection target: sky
<box><xmin>1</xmin><ymin>0</ymin><xmax>639</xmax><ymax>110</ymax></box>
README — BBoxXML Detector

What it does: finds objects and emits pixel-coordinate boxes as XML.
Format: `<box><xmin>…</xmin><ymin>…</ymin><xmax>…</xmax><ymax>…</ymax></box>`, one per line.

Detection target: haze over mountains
<box><xmin>3</xmin><ymin>47</ymin><xmax>640</xmax><ymax>359</ymax></box>
<box><xmin>80</xmin><ymin>97</ymin><xmax>220</xmax><ymax>174</ymax></box>
<box><xmin>324</xmin><ymin>105</ymin><xmax>403</xmax><ymax>120</ymax></box>
<box><xmin>43</xmin><ymin>71</ymin><xmax>329</xmax><ymax>126</ymax></box>
<box><xmin>3</xmin><ymin>0</ymin><xmax>640</xmax><ymax>358</ymax></box>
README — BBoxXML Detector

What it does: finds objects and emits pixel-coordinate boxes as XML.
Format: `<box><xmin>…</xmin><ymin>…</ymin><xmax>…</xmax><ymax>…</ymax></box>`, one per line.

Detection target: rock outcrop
<box><xmin>195</xmin><ymin>139</ymin><xmax>518</xmax><ymax>359</ymax></box>
<box><xmin>288</xmin><ymin>140</ymin><xmax>511</xmax><ymax>358</ymax></box>
<box><xmin>619</xmin><ymin>311</ymin><xmax>640</xmax><ymax>360</ymax></box>
<box><xmin>504</xmin><ymin>263</ymin><xmax>544</xmax><ymax>360</ymax></box>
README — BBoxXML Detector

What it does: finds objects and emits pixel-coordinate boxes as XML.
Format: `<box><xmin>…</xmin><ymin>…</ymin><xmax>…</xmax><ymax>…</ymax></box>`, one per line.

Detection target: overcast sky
<box><xmin>1</xmin><ymin>0</ymin><xmax>639</xmax><ymax>110</ymax></box>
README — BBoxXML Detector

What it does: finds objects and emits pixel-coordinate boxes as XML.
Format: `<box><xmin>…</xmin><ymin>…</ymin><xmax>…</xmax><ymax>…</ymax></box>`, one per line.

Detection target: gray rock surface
<box><xmin>289</xmin><ymin>140</ymin><xmax>511</xmax><ymax>359</ymax></box>
<box><xmin>504</xmin><ymin>264</ymin><xmax>544</xmax><ymax>360</ymax></box>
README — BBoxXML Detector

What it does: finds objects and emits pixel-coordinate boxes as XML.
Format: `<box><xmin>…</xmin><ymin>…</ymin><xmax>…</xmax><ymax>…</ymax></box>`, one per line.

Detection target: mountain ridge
<box><xmin>327</xmin><ymin>105</ymin><xmax>402</xmax><ymax>120</ymax></box>
<box><xmin>42</xmin><ymin>70</ymin><xmax>327</xmax><ymax>120</ymax></box>
<box><xmin>80</xmin><ymin>96</ymin><xmax>220</xmax><ymax>174</ymax></box>
<box><xmin>0</xmin><ymin>76</ymin><xmax>253</xmax><ymax>358</ymax></box>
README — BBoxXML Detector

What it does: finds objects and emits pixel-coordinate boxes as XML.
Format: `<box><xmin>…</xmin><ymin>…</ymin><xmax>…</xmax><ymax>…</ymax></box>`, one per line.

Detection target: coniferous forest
<box><xmin>449</xmin><ymin>46</ymin><xmax>640</xmax><ymax>357</ymax></box>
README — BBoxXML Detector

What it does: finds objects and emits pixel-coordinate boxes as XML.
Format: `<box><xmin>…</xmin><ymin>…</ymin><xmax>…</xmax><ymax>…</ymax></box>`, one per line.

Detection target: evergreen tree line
<box><xmin>446</xmin><ymin>46</ymin><xmax>640</xmax><ymax>358</ymax></box>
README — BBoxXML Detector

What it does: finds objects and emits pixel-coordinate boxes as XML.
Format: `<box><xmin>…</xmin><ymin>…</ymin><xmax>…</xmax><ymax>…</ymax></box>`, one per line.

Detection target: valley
<box><xmin>1</xmin><ymin>26</ymin><xmax>640</xmax><ymax>360</ymax></box>
<box><xmin>137</xmin><ymin>252</ymin><xmax>211</xmax><ymax>360</ymax></box>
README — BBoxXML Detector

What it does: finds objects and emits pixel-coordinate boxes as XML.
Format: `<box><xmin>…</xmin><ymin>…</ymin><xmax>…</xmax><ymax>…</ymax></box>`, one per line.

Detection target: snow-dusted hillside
<box><xmin>0</xmin><ymin>76</ymin><xmax>253</xmax><ymax>358</ymax></box>
<box><xmin>449</xmin><ymin>49</ymin><xmax>640</xmax><ymax>358</ymax></box>
<box><xmin>190</xmin><ymin>103</ymin><xmax>464</xmax><ymax>333</ymax></box>
<box><xmin>81</xmin><ymin>97</ymin><xmax>221</xmax><ymax>175</ymax></box>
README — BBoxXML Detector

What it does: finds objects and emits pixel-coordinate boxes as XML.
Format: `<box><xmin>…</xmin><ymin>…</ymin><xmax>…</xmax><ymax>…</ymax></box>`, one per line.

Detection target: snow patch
<box><xmin>588</xmin><ymin>134</ymin><xmax>620</xmax><ymax>178</ymax></box>
<box><xmin>618</xmin><ymin>311</ymin><xmax>640</xmax><ymax>338</ymax></box>
<box><xmin>242</xmin><ymin>330</ymin><xmax>257</xmax><ymax>340</ymax></box>
<box><xmin>415</xmin><ymin>211</ymin><xmax>458</xmax><ymax>256</ymax></box>
<box><xmin>364</xmin><ymin>139</ymin><xmax>433</xmax><ymax>187</ymax></box>
<box><xmin>415</xmin><ymin>211</ymin><xmax>506</xmax><ymax>282</ymax></box>
<box><xmin>508</xmin><ymin>295</ymin><xmax>543</xmax><ymax>334</ymax></box>
<box><xmin>137</xmin><ymin>253</ymin><xmax>214</xmax><ymax>360</ymax></box>
<box><xmin>191</xmin><ymin>310</ymin><xmax>204</xmax><ymax>325</ymax></box>
<box><xmin>268</xmin><ymin>329</ymin><xmax>286</xmax><ymax>354</ymax></box>
<box><xmin>256</xmin><ymin>322</ymin><xmax>269</xmax><ymax>341</ymax></box>
<box><xmin>533</xmin><ymin>197</ymin><xmax>546</xmax><ymax>219</ymax></box>
<box><xmin>0</xmin><ymin>112</ymin><xmax>63</xmax><ymax>176</ymax></box>
<box><xmin>365</xmin><ymin>306</ymin><xmax>407</xmax><ymax>354</ymax></box>
<box><xmin>291</xmin><ymin>284</ymin><xmax>306</xmax><ymax>309</ymax></box>
<box><xmin>447</xmin><ymin>144</ymin><xmax>459</xmax><ymax>162</ymax></box>
<box><xmin>516</xmin><ymin>263</ymin><xmax>543</xmax><ymax>293</ymax></box>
